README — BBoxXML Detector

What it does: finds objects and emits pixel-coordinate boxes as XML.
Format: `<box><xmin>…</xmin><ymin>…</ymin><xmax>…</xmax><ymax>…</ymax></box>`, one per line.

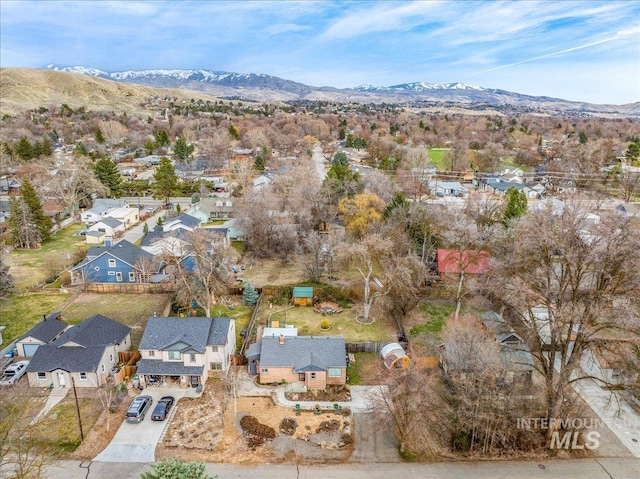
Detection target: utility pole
<box><xmin>71</xmin><ymin>377</ymin><xmax>84</xmax><ymax>441</ymax></box>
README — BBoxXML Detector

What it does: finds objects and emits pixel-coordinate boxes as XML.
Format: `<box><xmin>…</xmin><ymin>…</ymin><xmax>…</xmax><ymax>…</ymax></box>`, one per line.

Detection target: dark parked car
<box><xmin>150</xmin><ymin>396</ymin><xmax>175</xmax><ymax>421</ymax></box>
<box><xmin>125</xmin><ymin>395</ymin><xmax>153</xmax><ymax>423</ymax></box>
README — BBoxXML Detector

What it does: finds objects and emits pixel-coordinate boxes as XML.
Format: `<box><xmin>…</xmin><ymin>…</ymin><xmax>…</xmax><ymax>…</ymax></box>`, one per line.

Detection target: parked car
<box><xmin>0</xmin><ymin>360</ymin><xmax>29</xmax><ymax>386</ymax></box>
<box><xmin>151</xmin><ymin>396</ymin><xmax>175</xmax><ymax>421</ymax></box>
<box><xmin>125</xmin><ymin>395</ymin><xmax>153</xmax><ymax>423</ymax></box>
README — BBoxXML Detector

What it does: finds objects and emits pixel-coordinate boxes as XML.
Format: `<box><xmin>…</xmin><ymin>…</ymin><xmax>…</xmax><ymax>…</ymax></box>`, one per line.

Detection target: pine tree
<box><xmin>7</xmin><ymin>197</ymin><xmax>41</xmax><ymax>249</ymax></box>
<box><xmin>94</xmin><ymin>158</ymin><xmax>123</xmax><ymax>197</ymax></box>
<box><xmin>242</xmin><ymin>282</ymin><xmax>259</xmax><ymax>306</ymax></box>
<box><xmin>19</xmin><ymin>178</ymin><xmax>52</xmax><ymax>241</ymax></box>
<box><xmin>153</xmin><ymin>157</ymin><xmax>178</xmax><ymax>207</ymax></box>
<box><xmin>173</xmin><ymin>136</ymin><xmax>194</xmax><ymax>162</ymax></box>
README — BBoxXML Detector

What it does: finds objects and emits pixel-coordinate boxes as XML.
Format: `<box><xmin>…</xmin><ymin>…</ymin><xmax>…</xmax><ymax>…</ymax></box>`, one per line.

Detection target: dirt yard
<box><xmin>157</xmin><ymin>383</ymin><xmax>352</xmax><ymax>464</ymax></box>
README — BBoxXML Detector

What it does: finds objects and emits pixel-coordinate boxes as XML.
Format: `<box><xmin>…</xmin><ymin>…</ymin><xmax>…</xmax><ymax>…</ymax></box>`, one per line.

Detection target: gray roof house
<box><xmin>136</xmin><ymin>316</ymin><xmax>236</xmax><ymax>388</ymax></box>
<box><xmin>16</xmin><ymin>311</ymin><xmax>67</xmax><ymax>357</ymax></box>
<box><xmin>247</xmin><ymin>335</ymin><xmax>346</xmax><ymax>389</ymax></box>
<box><xmin>81</xmin><ymin>198</ymin><xmax>129</xmax><ymax>224</ymax></box>
<box><xmin>25</xmin><ymin>314</ymin><xmax>132</xmax><ymax>388</ymax></box>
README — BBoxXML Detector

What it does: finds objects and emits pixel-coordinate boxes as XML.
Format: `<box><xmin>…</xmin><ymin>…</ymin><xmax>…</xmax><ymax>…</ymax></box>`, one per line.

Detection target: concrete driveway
<box><xmin>93</xmin><ymin>387</ymin><xmax>186</xmax><ymax>463</ymax></box>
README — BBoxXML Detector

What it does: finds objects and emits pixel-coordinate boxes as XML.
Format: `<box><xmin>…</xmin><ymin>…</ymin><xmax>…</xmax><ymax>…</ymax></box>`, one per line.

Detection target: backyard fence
<box><xmin>81</xmin><ymin>283</ymin><xmax>176</xmax><ymax>294</ymax></box>
<box><xmin>345</xmin><ymin>342</ymin><xmax>386</xmax><ymax>354</ymax></box>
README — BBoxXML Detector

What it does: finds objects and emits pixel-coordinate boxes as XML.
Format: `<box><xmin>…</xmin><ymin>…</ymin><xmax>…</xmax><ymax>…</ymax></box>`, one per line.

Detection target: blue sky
<box><xmin>1</xmin><ymin>0</ymin><xmax>639</xmax><ymax>104</ymax></box>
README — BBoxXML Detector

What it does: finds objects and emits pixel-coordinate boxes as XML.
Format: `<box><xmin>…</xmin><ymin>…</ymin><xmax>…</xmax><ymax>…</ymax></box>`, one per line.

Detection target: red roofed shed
<box><xmin>436</xmin><ymin>249</ymin><xmax>490</xmax><ymax>275</ymax></box>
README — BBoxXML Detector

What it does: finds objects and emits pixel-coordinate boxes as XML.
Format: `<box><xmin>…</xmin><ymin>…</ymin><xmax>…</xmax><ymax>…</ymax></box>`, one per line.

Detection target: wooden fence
<box><xmin>115</xmin><ymin>350</ymin><xmax>141</xmax><ymax>384</ymax></box>
<box><xmin>345</xmin><ymin>342</ymin><xmax>386</xmax><ymax>354</ymax></box>
<box><xmin>240</xmin><ymin>292</ymin><xmax>264</xmax><ymax>355</ymax></box>
<box><xmin>82</xmin><ymin>283</ymin><xmax>176</xmax><ymax>294</ymax></box>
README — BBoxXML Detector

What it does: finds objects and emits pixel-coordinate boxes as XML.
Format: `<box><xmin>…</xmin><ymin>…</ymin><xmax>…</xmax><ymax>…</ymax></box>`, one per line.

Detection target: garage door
<box><xmin>22</xmin><ymin>344</ymin><xmax>40</xmax><ymax>357</ymax></box>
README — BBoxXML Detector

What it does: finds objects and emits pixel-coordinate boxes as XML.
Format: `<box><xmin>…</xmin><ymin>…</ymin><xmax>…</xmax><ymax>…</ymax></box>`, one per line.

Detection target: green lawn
<box><xmin>259</xmin><ymin>304</ymin><xmax>396</xmax><ymax>343</ymax></box>
<box><xmin>346</xmin><ymin>352</ymin><xmax>380</xmax><ymax>385</ymax></box>
<box><xmin>428</xmin><ymin>148</ymin><xmax>449</xmax><ymax>170</ymax></box>
<box><xmin>64</xmin><ymin>293</ymin><xmax>172</xmax><ymax>347</ymax></box>
<box><xmin>409</xmin><ymin>301</ymin><xmax>455</xmax><ymax>337</ymax></box>
<box><xmin>0</xmin><ymin>293</ymin><xmax>71</xmax><ymax>347</ymax></box>
<box><xmin>7</xmin><ymin>222</ymin><xmax>87</xmax><ymax>289</ymax></box>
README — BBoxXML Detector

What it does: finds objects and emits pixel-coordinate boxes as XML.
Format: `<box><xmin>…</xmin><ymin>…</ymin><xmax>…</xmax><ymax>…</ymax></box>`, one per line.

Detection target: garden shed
<box><xmin>381</xmin><ymin>342</ymin><xmax>411</xmax><ymax>370</ymax></box>
<box><xmin>292</xmin><ymin>286</ymin><xmax>314</xmax><ymax>306</ymax></box>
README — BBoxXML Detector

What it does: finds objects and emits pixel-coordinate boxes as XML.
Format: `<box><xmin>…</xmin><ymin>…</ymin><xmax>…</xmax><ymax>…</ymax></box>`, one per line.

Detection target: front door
<box><xmin>299</xmin><ymin>373</ymin><xmax>305</xmax><ymax>382</ymax></box>
<box><xmin>58</xmin><ymin>372</ymin><xmax>66</xmax><ymax>387</ymax></box>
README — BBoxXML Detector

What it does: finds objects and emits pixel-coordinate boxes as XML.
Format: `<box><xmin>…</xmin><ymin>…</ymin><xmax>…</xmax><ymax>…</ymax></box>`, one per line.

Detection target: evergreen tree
<box><xmin>7</xmin><ymin>197</ymin><xmax>41</xmax><ymax>249</ymax></box>
<box><xmin>0</xmin><ymin>255</ymin><xmax>14</xmax><ymax>298</ymax></box>
<box><xmin>14</xmin><ymin>137</ymin><xmax>34</xmax><ymax>161</ymax></box>
<box><xmin>228</xmin><ymin>125</ymin><xmax>239</xmax><ymax>140</ymax></box>
<box><xmin>95</xmin><ymin>129</ymin><xmax>106</xmax><ymax>144</ymax></box>
<box><xmin>503</xmin><ymin>187</ymin><xmax>528</xmax><ymax>227</ymax></box>
<box><xmin>20</xmin><ymin>177</ymin><xmax>52</xmax><ymax>241</ymax></box>
<box><xmin>173</xmin><ymin>136</ymin><xmax>194</xmax><ymax>162</ymax></box>
<box><xmin>143</xmin><ymin>222</ymin><xmax>149</xmax><ymax>236</ymax></box>
<box><xmin>333</xmin><ymin>151</ymin><xmax>349</xmax><ymax>167</ymax></box>
<box><xmin>242</xmin><ymin>282</ymin><xmax>259</xmax><ymax>306</ymax></box>
<box><xmin>384</xmin><ymin>192</ymin><xmax>410</xmax><ymax>220</ymax></box>
<box><xmin>153</xmin><ymin>157</ymin><xmax>178</xmax><ymax>207</ymax></box>
<box><xmin>94</xmin><ymin>158</ymin><xmax>123</xmax><ymax>197</ymax></box>
<box><xmin>154</xmin><ymin>129</ymin><xmax>170</xmax><ymax>148</ymax></box>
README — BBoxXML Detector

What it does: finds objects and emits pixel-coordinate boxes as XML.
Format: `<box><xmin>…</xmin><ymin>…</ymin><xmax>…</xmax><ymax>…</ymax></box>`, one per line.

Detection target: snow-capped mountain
<box><xmin>41</xmin><ymin>65</ymin><xmax>636</xmax><ymax>114</ymax></box>
<box><xmin>355</xmin><ymin>82</ymin><xmax>487</xmax><ymax>92</ymax></box>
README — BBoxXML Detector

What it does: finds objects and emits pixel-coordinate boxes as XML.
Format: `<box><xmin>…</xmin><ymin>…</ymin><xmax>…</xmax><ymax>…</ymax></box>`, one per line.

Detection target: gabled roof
<box><xmin>87</xmin><ymin>198</ymin><xmax>128</xmax><ymax>214</ymax></box>
<box><xmin>53</xmin><ymin>314</ymin><xmax>130</xmax><ymax>348</ymax></box>
<box><xmin>138</xmin><ymin>316</ymin><xmax>232</xmax><ymax>353</ymax></box>
<box><xmin>25</xmin><ymin>343</ymin><xmax>109</xmax><ymax>373</ymax></box>
<box><xmin>91</xmin><ymin>217</ymin><xmax>123</xmax><ymax>228</ymax></box>
<box><xmin>437</xmin><ymin>249</ymin><xmax>490</xmax><ymax>275</ymax></box>
<box><xmin>71</xmin><ymin>239</ymin><xmax>154</xmax><ymax>270</ymax></box>
<box><xmin>25</xmin><ymin>314</ymin><xmax>130</xmax><ymax>374</ymax></box>
<box><xmin>17</xmin><ymin>312</ymin><xmax>66</xmax><ymax>343</ymax></box>
<box><xmin>162</xmin><ymin>213</ymin><xmax>201</xmax><ymax>230</ymax></box>
<box><xmin>257</xmin><ymin>336</ymin><xmax>346</xmax><ymax>372</ymax></box>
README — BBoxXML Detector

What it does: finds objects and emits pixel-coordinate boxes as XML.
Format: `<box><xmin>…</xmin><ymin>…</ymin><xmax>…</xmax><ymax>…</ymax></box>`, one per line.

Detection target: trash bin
<box><xmin>133</xmin><ymin>374</ymin><xmax>139</xmax><ymax>389</ymax></box>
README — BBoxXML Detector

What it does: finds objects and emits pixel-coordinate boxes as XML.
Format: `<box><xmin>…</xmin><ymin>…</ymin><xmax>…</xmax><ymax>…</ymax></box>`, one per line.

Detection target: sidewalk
<box><xmin>30</xmin><ymin>387</ymin><xmax>69</xmax><ymax>424</ymax></box>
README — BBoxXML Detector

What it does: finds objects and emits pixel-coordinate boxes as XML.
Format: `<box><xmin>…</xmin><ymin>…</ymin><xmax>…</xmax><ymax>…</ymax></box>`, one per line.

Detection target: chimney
<box><xmin>279</xmin><ymin>334</ymin><xmax>284</xmax><ymax>345</ymax></box>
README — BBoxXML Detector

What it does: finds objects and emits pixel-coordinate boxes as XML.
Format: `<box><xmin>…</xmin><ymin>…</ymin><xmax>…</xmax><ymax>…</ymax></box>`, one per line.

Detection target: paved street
<box><xmin>22</xmin><ymin>458</ymin><xmax>640</xmax><ymax>479</ymax></box>
<box><xmin>312</xmin><ymin>144</ymin><xmax>328</xmax><ymax>182</ymax></box>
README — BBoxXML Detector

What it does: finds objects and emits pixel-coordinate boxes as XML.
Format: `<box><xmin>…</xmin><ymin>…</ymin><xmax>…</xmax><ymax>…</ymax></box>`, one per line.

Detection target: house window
<box><xmin>128</xmin><ymin>272</ymin><xmax>135</xmax><ymax>282</ymax></box>
<box><xmin>108</xmin><ymin>271</ymin><xmax>115</xmax><ymax>276</ymax></box>
<box><xmin>79</xmin><ymin>372</ymin><xmax>87</xmax><ymax>380</ymax></box>
<box><xmin>260</xmin><ymin>368</ymin><xmax>268</xmax><ymax>374</ymax></box>
<box><xmin>101</xmin><ymin>364</ymin><xmax>105</xmax><ymax>372</ymax></box>
<box><xmin>612</xmin><ymin>370</ymin><xmax>621</xmax><ymax>379</ymax></box>
<box><xmin>211</xmin><ymin>346</ymin><xmax>219</xmax><ymax>352</ymax></box>
<box><xmin>37</xmin><ymin>372</ymin><xmax>46</xmax><ymax>380</ymax></box>
<box><xmin>328</xmin><ymin>368</ymin><xmax>341</xmax><ymax>378</ymax></box>
<box><xmin>190</xmin><ymin>354</ymin><xmax>196</xmax><ymax>363</ymax></box>
<box><xmin>310</xmin><ymin>372</ymin><xmax>316</xmax><ymax>380</ymax></box>
<box><xmin>149</xmin><ymin>350</ymin><xmax>155</xmax><ymax>357</ymax></box>
<box><xmin>210</xmin><ymin>362</ymin><xmax>222</xmax><ymax>371</ymax></box>
<box><xmin>108</xmin><ymin>259</ymin><xmax>116</xmax><ymax>267</ymax></box>
<box><xmin>116</xmin><ymin>272</ymin><xmax>123</xmax><ymax>282</ymax></box>
<box><xmin>168</xmin><ymin>351</ymin><xmax>181</xmax><ymax>360</ymax></box>
<box><xmin>110</xmin><ymin>354</ymin><xmax>113</xmax><ymax>362</ymax></box>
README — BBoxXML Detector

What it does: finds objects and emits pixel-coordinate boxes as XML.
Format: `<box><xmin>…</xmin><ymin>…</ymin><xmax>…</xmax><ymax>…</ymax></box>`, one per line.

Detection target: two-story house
<box><xmin>136</xmin><ymin>316</ymin><xmax>236</xmax><ymax>388</ymax></box>
<box><xmin>69</xmin><ymin>239</ymin><xmax>164</xmax><ymax>284</ymax></box>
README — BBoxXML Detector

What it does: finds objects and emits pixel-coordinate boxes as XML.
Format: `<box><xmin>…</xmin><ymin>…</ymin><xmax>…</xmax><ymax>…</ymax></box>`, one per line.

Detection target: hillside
<box><xmin>0</xmin><ymin>68</ymin><xmax>222</xmax><ymax>115</ymax></box>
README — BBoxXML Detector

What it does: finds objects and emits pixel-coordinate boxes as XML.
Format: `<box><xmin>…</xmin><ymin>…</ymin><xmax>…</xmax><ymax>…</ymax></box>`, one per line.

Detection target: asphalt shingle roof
<box><xmin>139</xmin><ymin>316</ymin><xmax>232</xmax><ymax>353</ymax></box>
<box><xmin>53</xmin><ymin>314</ymin><xmax>130</xmax><ymax>347</ymax></box>
<box><xmin>25</xmin><ymin>314</ymin><xmax>130</xmax><ymax>374</ymax></box>
<box><xmin>71</xmin><ymin>239</ymin><xmax>154</xmax><ymax>269</ymax></box>
<box><xmin>257</xmin><ymin>336</ymin><xmax>346</xmax><ymax>372</ymax></box>
<box><xmin>93</xmin><ymin>217</ymin><xmax>123</xmax><ymax>228</ymax></box>
<box><xmin>17</xmin><ymin>312</ymin><xmax>66</xmax><ymax>343</ymax></box>
<box><xmin>136</xmin><ymin>359</ymin><xmax>204</xmax><ymax>376</ymax></box>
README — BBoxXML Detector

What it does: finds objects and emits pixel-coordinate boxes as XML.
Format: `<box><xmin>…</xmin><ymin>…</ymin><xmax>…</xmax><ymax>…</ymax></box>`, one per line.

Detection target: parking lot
<box><xmin>93</xmin><ymin>387</ymin><xmax>187</xmax><ymax>463</ymax></box>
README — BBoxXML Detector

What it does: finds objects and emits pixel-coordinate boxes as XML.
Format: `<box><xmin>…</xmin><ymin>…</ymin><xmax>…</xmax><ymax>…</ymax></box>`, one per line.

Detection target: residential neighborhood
<box><xmin>1</xmin><ymin>43</ymin><xmax>639</xmax><ymax>478</ymax></box>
